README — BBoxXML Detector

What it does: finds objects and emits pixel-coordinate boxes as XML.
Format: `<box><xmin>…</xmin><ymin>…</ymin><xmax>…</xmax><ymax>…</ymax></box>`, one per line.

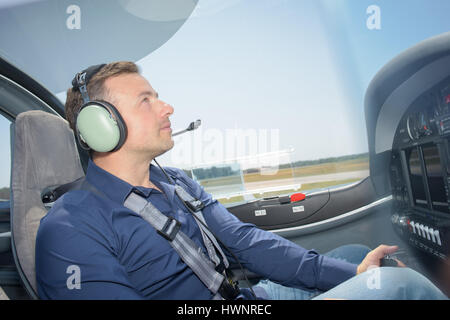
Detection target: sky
<box><xmin>1</xmin><ymin>0</ymin><xmax>450</xmax><ymax>188</ymax></box>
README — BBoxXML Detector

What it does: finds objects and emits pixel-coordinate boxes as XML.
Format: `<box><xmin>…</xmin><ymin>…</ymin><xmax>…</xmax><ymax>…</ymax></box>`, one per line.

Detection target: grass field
<box><xmin>243</xmin><ymin>157</ymin><xmax>369</xmax><ymax>183</ymax></box>
<box><xmin>196</xmin><ymin>175</ymin><xmax>243</xmax><ymax>187</ymax></box>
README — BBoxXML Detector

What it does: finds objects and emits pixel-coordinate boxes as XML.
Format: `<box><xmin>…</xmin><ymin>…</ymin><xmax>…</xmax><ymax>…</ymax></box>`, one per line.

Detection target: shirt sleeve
<box><xmin>171</xmin><ymin>168</ymin><xmax>358</xmax><ymax>292</ymax></box>
<box><xmin>35</xmin><ymin>201</ymin><xmax>144</xmax><ymax>300</ymax></box>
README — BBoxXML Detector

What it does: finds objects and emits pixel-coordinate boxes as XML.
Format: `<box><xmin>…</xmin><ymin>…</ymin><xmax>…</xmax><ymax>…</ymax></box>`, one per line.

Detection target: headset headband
<box><xmin>71</xmin><ymin>64</ymin><xmax>106</xmax><ymax>103</ymax></box>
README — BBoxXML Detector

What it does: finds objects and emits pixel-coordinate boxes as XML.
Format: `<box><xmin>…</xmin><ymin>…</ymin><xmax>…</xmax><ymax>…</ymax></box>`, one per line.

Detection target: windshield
<box><xmin>1</xmin><ymin>0</ymin><xmax>449</xmax><ymax>205</ymax></box>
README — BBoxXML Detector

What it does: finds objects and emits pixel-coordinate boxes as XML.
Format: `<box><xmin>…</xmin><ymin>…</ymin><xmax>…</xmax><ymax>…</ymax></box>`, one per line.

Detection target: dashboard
<box><xmin>390</xmin><ymin>76</ymin><xmax>450</xmax><ymax>260</ymax></box>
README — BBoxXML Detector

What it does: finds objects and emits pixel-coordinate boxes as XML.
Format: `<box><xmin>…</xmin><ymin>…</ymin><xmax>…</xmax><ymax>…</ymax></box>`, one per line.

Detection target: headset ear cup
<box><xmin>76</xmin><ymin>102</ymin><xmax>125</xmax><ymax>152</ymax></box>
<box><xmin>75</xmin><ymin>103</ymin><xmax>93</xmax><ymax>151</ymax></box>
<box><xmin>103</xmin><ymin>101</ymin><xmax>127</xmax><ymax>151</ymax></box>
<box><xmin>76</xmin><ymin>126</ymin><xmax>91</xmax><ymax>151</ymax></box>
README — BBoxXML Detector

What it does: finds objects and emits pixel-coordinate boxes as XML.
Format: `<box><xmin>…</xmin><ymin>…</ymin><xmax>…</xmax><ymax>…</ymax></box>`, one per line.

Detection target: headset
<box><xmin>72</xmin><ymin>64</ymin><xmax>127</xmax><ymax>152</ymax></box>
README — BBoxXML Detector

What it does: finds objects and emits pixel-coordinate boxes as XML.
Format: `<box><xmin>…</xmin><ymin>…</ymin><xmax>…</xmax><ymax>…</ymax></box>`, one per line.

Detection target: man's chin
<box><xmin>153</xmin><ymin>140</ymin><xmax>175</xmax><ymax>158</ymax></box>
<box><xmin>166</xmin><ymin>137</ymin><xmax>175</xmax><ymax>149</ymax></box>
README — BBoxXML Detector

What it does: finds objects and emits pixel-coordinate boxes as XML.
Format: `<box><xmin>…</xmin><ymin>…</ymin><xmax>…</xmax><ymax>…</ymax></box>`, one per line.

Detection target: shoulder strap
<box><xmin>124</xmin><ymin>192</ymin><xmax>225</xmax><ymax>299</ymax></box>
<box><xmin>41</xmin><ymin>177</ymin><xmax>106</xmax><ymax>206</ymax></box>
<box><xmin>41</xmin><ymin>177</ymin><xmax>85</xmax><ymax>204</ymax></box>
<box><xmin>174</xmin><ymin>185</ymin><xmax>230</xmax><ymax>270</ymax></box>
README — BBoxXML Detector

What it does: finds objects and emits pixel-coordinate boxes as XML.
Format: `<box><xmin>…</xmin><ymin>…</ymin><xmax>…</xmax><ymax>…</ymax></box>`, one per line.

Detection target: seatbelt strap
<box><xmin>124</xmin><ymin>192</ymin><xmax>225</xmax><ymax>298</ymax></box>
<box><xmin>42</xmin><ymin>177</ymin><xmax>103</xmax><ymax>206</ymax></box>
<box><xmin>174</xmin><ymin>185</ymin><xmax>230</xmax><ymax>270</ymax></box>
<box><xmin>42</xmin><ymin>174</ymin><xmax>228</xmax><ymax>271</ymax></box>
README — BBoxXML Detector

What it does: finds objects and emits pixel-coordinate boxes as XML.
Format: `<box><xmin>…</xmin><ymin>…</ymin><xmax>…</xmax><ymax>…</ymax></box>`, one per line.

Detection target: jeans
<box><xmin>254</xmin><ymin>244</ymin><xmax>448</xmax><ymax>300</ymax></box>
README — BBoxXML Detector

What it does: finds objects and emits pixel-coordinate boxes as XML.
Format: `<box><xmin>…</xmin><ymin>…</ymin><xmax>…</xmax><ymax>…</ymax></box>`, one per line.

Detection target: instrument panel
<box><xmin>401</xmin><ymin>84</ymin><xmax>450</xmax><ymax>143</ymax></box>
<box><xmin>390</xmin><ymin>77</ymin><xmax>450</xmax><ymax>260</ymax></box>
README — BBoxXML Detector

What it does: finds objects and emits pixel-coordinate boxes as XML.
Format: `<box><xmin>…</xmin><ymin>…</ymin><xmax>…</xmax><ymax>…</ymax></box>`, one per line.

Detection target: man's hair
<box><xmin>65</xmin><ymin>61</ymin><xmax>139</xmax><ymax>132</ymax></box>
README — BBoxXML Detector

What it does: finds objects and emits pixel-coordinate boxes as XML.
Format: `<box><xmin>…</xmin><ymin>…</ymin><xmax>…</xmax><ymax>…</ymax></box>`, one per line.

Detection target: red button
<box><xmin>290</xmin><ymin>193</ymin><xmax>306</xmax><ymax>202</ymax></box>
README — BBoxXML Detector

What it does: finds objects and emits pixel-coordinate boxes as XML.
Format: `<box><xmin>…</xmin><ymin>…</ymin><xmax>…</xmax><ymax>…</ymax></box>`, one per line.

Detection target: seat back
<box><xmin>10</xmin><ymin>110</ymin><xmax>84</xmax><ymax>298</ymax></box>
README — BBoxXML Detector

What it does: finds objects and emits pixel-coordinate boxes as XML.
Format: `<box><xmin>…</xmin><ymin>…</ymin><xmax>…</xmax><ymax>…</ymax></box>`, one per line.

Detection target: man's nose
<box><xmin>161</xmin><ymin>100</ymin><xmax>174</xmax><ymax>116</ymax></box>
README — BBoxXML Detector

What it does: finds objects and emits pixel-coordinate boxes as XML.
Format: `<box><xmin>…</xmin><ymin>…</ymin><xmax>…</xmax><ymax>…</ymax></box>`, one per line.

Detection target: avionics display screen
<box><xmin>407</xmin><ymin>147</ymin><xmax>428</xmax><ymax>209</ymax></box>
<box><xmin>422</xmin><ymin>143</ymin><xmax>450</xmax><ymax>214</ymax></box>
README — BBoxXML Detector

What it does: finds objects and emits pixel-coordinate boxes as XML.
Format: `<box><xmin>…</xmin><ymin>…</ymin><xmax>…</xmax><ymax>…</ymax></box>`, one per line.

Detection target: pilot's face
<box><xmin>104</xmin><ymin>73</ymin><xmax>174</xmax><ymax>158</ymax></box>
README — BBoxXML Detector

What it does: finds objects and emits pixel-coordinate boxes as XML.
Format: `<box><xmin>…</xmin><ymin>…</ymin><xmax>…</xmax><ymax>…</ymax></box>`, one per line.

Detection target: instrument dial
<box><xmin>406</xmin><ymin>114</ymin><xmax>419</xmax><ymax>140</ymax></box>
<box><xmin>417</xmin><ymin>111</ymin><xmax>432</xmax><ymax>136</ymax></box>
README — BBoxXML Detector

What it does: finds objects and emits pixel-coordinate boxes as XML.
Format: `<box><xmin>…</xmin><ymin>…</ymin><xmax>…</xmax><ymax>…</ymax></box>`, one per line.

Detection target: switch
<box><xmin>424</xmin><ymin>226</ymin><xmax>431</xmax><ymax>240</ymax></box>
<box><xmin>429</xmin><ymin>228</ymin><xmax>436</xmax><ymax>243</ymax></box>
<box><xmin>410</xmin><ymin>221</ymin><xmax>416</xmax><ymax>234</ymax></box>
<box><xmin>434</xmin><ymin>229</ymin><xmax>442</xmax><ymax>246</ymax></box>
<box><xmin>419</xmin><ymin>224</ymin><xmax>425</xmax><ymax>238</ymax></box>
<box><xmin>422</xmin><ymin>225</ymin><xmax>428</xmax><ymax>239</ymax></box>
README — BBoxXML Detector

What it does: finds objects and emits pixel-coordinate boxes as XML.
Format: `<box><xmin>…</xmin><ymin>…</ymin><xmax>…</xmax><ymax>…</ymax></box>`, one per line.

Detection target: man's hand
<box><xmin>356</xmin><ymin>245</ymin><xmax>406</xmax><ymax>275</ymax></box>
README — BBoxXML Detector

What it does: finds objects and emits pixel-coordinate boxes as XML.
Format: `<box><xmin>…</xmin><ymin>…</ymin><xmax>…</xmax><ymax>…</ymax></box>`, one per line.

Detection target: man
<box><xmin>35</xmin><ymin>61</ymin><xmax>447</xmax><ymax>300</ymax></box>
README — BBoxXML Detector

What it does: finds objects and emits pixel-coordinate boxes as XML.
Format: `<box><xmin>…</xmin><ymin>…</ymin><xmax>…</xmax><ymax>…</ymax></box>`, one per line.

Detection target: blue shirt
<box><xmin>35</xmin><ymin>160</ymin><xmax>358</xmax><ymax>299</ymax></box>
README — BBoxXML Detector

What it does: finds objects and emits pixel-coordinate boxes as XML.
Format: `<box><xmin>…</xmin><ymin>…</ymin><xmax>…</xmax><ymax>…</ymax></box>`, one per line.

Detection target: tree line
<box><xmin>279</xmin><ymin>152</ymin><xmax>369</xmax><ymax>169</ymax></box>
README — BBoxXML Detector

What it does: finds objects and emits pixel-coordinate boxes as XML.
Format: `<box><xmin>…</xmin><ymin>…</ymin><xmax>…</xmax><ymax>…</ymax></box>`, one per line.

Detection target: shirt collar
<box><xmin>85</xmin><ymin>159</ymin><xmax>176</xmax><ymax>205</ymax></box>
<box><xmin>148</xmin><ymin>163</ymin><xmax>176</xmax><ymax>205</ymax></box>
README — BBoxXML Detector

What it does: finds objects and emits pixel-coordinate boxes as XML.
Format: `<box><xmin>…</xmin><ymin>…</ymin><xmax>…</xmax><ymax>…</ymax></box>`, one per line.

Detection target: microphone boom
<box><xmin>172</xmin><ymin>119</ymin><xmax>201</xmax><ymax>136</ymax></box>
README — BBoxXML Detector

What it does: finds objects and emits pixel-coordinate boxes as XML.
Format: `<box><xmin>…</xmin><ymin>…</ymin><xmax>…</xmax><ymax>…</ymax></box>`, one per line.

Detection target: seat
<box><xmin>10</xmin><ymin>110</ymin><xmax>85</xmax><ymax>299</ymax></box>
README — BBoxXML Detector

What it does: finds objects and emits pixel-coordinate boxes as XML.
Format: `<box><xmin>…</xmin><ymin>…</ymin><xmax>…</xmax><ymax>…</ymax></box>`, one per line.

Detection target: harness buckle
<box><xmin>184</xmin><ymin>199</ymin><xmax>205</xmax><ymax>212</ymax></box>
<box><xmin>218</xmin><ymin>277</ymin><xmax>241</xmax><ymax>300</ymax></box>
<box><xmin>157</xmin><ymin>216</ymin><xmax>181</xmax><ymax>241</ymax></box>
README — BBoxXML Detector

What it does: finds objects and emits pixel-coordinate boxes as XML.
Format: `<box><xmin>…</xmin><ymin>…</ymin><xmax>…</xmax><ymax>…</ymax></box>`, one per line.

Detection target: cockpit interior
<box><xmin>0</xmin><ymin>0</ymin><xmax>449</xmax><ymax>301</ymax></box>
